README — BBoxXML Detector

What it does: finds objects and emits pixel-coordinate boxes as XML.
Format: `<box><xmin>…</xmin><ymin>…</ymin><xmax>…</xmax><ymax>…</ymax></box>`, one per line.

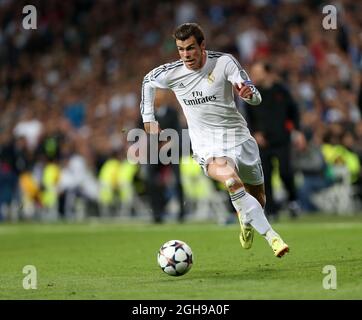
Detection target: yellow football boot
<box><xmin>271</xmin><ymin>236</ymin><xmax>289</xmax><ymax>258</ymax></box>
<box><xmin>237</xmin><ymin>212</ymin><xmax>254</xmax><ymax>249</ymax></box>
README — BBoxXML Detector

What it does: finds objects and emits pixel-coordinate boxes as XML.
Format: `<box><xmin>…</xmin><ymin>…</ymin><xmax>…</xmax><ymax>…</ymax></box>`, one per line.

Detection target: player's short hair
<box><xmin>173</xmin><ymin>23</ymin><xmax>205</xmax><ymax>45</ymax></box>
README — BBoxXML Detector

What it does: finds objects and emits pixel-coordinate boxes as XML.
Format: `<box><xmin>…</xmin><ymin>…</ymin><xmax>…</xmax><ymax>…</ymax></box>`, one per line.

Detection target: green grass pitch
<box><xmin>0</xmin><ymin>215</ymin><xmax>362</xmax><ymax>300</ymax></box>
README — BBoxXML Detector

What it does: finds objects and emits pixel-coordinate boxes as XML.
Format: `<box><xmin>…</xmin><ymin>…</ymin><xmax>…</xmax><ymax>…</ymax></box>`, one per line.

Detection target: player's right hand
<box><xmin>235</xmin><ymin>83</ymin><xmax>253</xmax><ymax>99</ymax></box>
<box><xmin>144</xmin><ymin>121</ymin><xmax>161</xmax><ymax>134</ymax></box>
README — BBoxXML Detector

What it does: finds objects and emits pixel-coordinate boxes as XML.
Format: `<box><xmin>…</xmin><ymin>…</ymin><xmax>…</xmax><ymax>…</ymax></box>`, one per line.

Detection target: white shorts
<box><xmin>194</xmin><ymin>137</ymin><xmax>264</xmax><ymax>185</ymax></box>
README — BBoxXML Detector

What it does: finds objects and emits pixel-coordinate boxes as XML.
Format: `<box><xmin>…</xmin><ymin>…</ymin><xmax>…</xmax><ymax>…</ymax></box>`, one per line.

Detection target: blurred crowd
<box><xmin>1</xmin><ymin>0</ymin><xmax>362</xmax><ymax>221</ymax></box>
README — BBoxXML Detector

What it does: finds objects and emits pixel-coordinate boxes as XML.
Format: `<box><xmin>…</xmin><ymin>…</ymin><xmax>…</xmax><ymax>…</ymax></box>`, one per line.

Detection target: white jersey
<box><xmin>140</xmin><ymin>50</ymin><xmax>262</xmax><ymax>162</ymax></box>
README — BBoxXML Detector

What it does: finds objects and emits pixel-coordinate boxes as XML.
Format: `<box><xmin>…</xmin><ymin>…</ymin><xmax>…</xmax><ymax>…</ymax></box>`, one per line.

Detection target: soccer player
<box><xmin>140</xmin><ymin>23</ymin><xmax>289</xmax><ymax>257</ymax></box>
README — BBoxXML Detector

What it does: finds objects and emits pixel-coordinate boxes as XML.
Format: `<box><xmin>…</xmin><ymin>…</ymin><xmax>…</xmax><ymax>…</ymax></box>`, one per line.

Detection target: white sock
<box><xmin>264</xmin><ymin>229</ymin><xmax>280</xmax><ymax>245</ymax></box>
<box><xmin>229</xmin><ymin>186</ymin><xmax>272</xmax><ymax>235</ymax></box>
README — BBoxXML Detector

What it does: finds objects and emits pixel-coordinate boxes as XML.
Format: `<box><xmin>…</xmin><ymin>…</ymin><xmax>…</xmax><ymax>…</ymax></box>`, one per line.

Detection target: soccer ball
<box><xmin>157</xmin><ymin>240</ymin><xmax>193</xmax><ymax>276</ymax></box>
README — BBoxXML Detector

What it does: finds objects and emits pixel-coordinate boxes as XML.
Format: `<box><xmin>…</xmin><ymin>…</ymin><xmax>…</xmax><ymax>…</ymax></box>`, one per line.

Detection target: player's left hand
<box><xmin>235</xmin><ymin>83</ymin><xmax>253</xmax><ymax>99</ymax></box>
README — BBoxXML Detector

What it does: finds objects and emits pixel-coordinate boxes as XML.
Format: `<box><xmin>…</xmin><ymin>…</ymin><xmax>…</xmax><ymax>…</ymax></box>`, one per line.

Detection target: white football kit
<box><xmin>140</xmin><ymin>50</ymin><xmax>264</xmax><ymax>185</ymax></box>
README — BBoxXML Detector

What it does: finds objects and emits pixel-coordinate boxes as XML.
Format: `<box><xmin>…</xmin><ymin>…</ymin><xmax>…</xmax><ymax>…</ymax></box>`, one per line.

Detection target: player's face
<box><xmin>176</xmin><ymin>36</ymin><xmax>206</xmax><ymax>70</ymax></box>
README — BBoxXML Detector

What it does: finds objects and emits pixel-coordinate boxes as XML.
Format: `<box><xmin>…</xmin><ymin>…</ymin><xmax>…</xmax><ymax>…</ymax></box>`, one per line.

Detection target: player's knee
<box><xmin>225</xmin><ymin>177</ymin><xmax>244</xmax><ymax>193</ymax></box>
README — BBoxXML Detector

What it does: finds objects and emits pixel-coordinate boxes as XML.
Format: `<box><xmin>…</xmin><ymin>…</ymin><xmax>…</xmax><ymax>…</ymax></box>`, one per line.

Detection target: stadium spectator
<box><xmin>140</xmin><ymin>90</ymin><xmax>185</xmax><ymax>223</ymax></box>
<box><xmin>293</xmin><ymin>128</ymin><xmax>333</xmax><ymax>212</ymax></box>
<box><xmin>247</xmin><ymin>61</ymin><xmax>306</xmax><ymax>220</ymax></box>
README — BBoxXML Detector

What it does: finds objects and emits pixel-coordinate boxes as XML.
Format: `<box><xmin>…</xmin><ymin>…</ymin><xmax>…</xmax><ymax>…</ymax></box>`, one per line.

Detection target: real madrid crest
<box><xmin>207</xmin><ymin>72</ymin><xmax>215</xmax><ymax>84</ymax></box>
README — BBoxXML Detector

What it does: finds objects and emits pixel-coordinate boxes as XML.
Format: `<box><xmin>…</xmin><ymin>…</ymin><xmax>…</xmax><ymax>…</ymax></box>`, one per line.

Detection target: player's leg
<box><xmin>206</xmin><ymin>156</ymin><xmax>289</xmax><ymax>257</ymax></box>
<box><xmin>221</xmin><ymin>173</ymin><xmax>276</xmax><ymax>251</ymax></box>
<box><xmin>206</xmin><ymin>157</ymin><xmax>254</xmax><ymax>249</ymax></box>
<box><xmin>206</xmin><ymin>157</ymin><xmax>270</xmax><ymax>252</ymax></box>
<box><xmin>238</xmin><ymin>138</ymin><xmax>289</xmax><ymax>256</ymax></box>
<box><xmin>236</xmin><ymin>137</ymin><xmax>289</xmax><ymax>257</ymax></box>
<box><xmin>244</xmin><ymin>183</ymin><xmax>289</xmax><ymax>257</ymax></box>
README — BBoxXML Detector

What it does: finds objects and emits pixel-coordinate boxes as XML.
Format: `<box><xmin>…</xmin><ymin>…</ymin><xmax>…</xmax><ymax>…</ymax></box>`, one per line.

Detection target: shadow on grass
<box><xmin>156</xmin><ymin>256</ymin><xmax>362</xmax><ymax>283</ymax></box>
<box><xmin>156</xmin><ymin>266</ymin><xmax>280</xmax><ymax>283</ymax></box>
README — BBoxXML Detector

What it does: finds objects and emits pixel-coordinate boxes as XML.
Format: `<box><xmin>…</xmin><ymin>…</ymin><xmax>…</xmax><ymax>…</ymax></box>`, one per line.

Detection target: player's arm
<box><xmin>224</xmin><ymin>55</ymin><xmax>262</xmax><ymax>105</ymax></box>
<box><xmin>140</xmin><ymin>67</ymin><xmax>169</xmax><ymax>134</ymax></box>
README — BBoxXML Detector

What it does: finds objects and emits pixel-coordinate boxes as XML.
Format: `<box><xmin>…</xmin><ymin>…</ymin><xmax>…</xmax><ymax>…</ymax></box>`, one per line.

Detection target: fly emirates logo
<box><xmin>183</xmin><ymin>91</ymin><xmax>216</xmax><ymax>106</ymax></box>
